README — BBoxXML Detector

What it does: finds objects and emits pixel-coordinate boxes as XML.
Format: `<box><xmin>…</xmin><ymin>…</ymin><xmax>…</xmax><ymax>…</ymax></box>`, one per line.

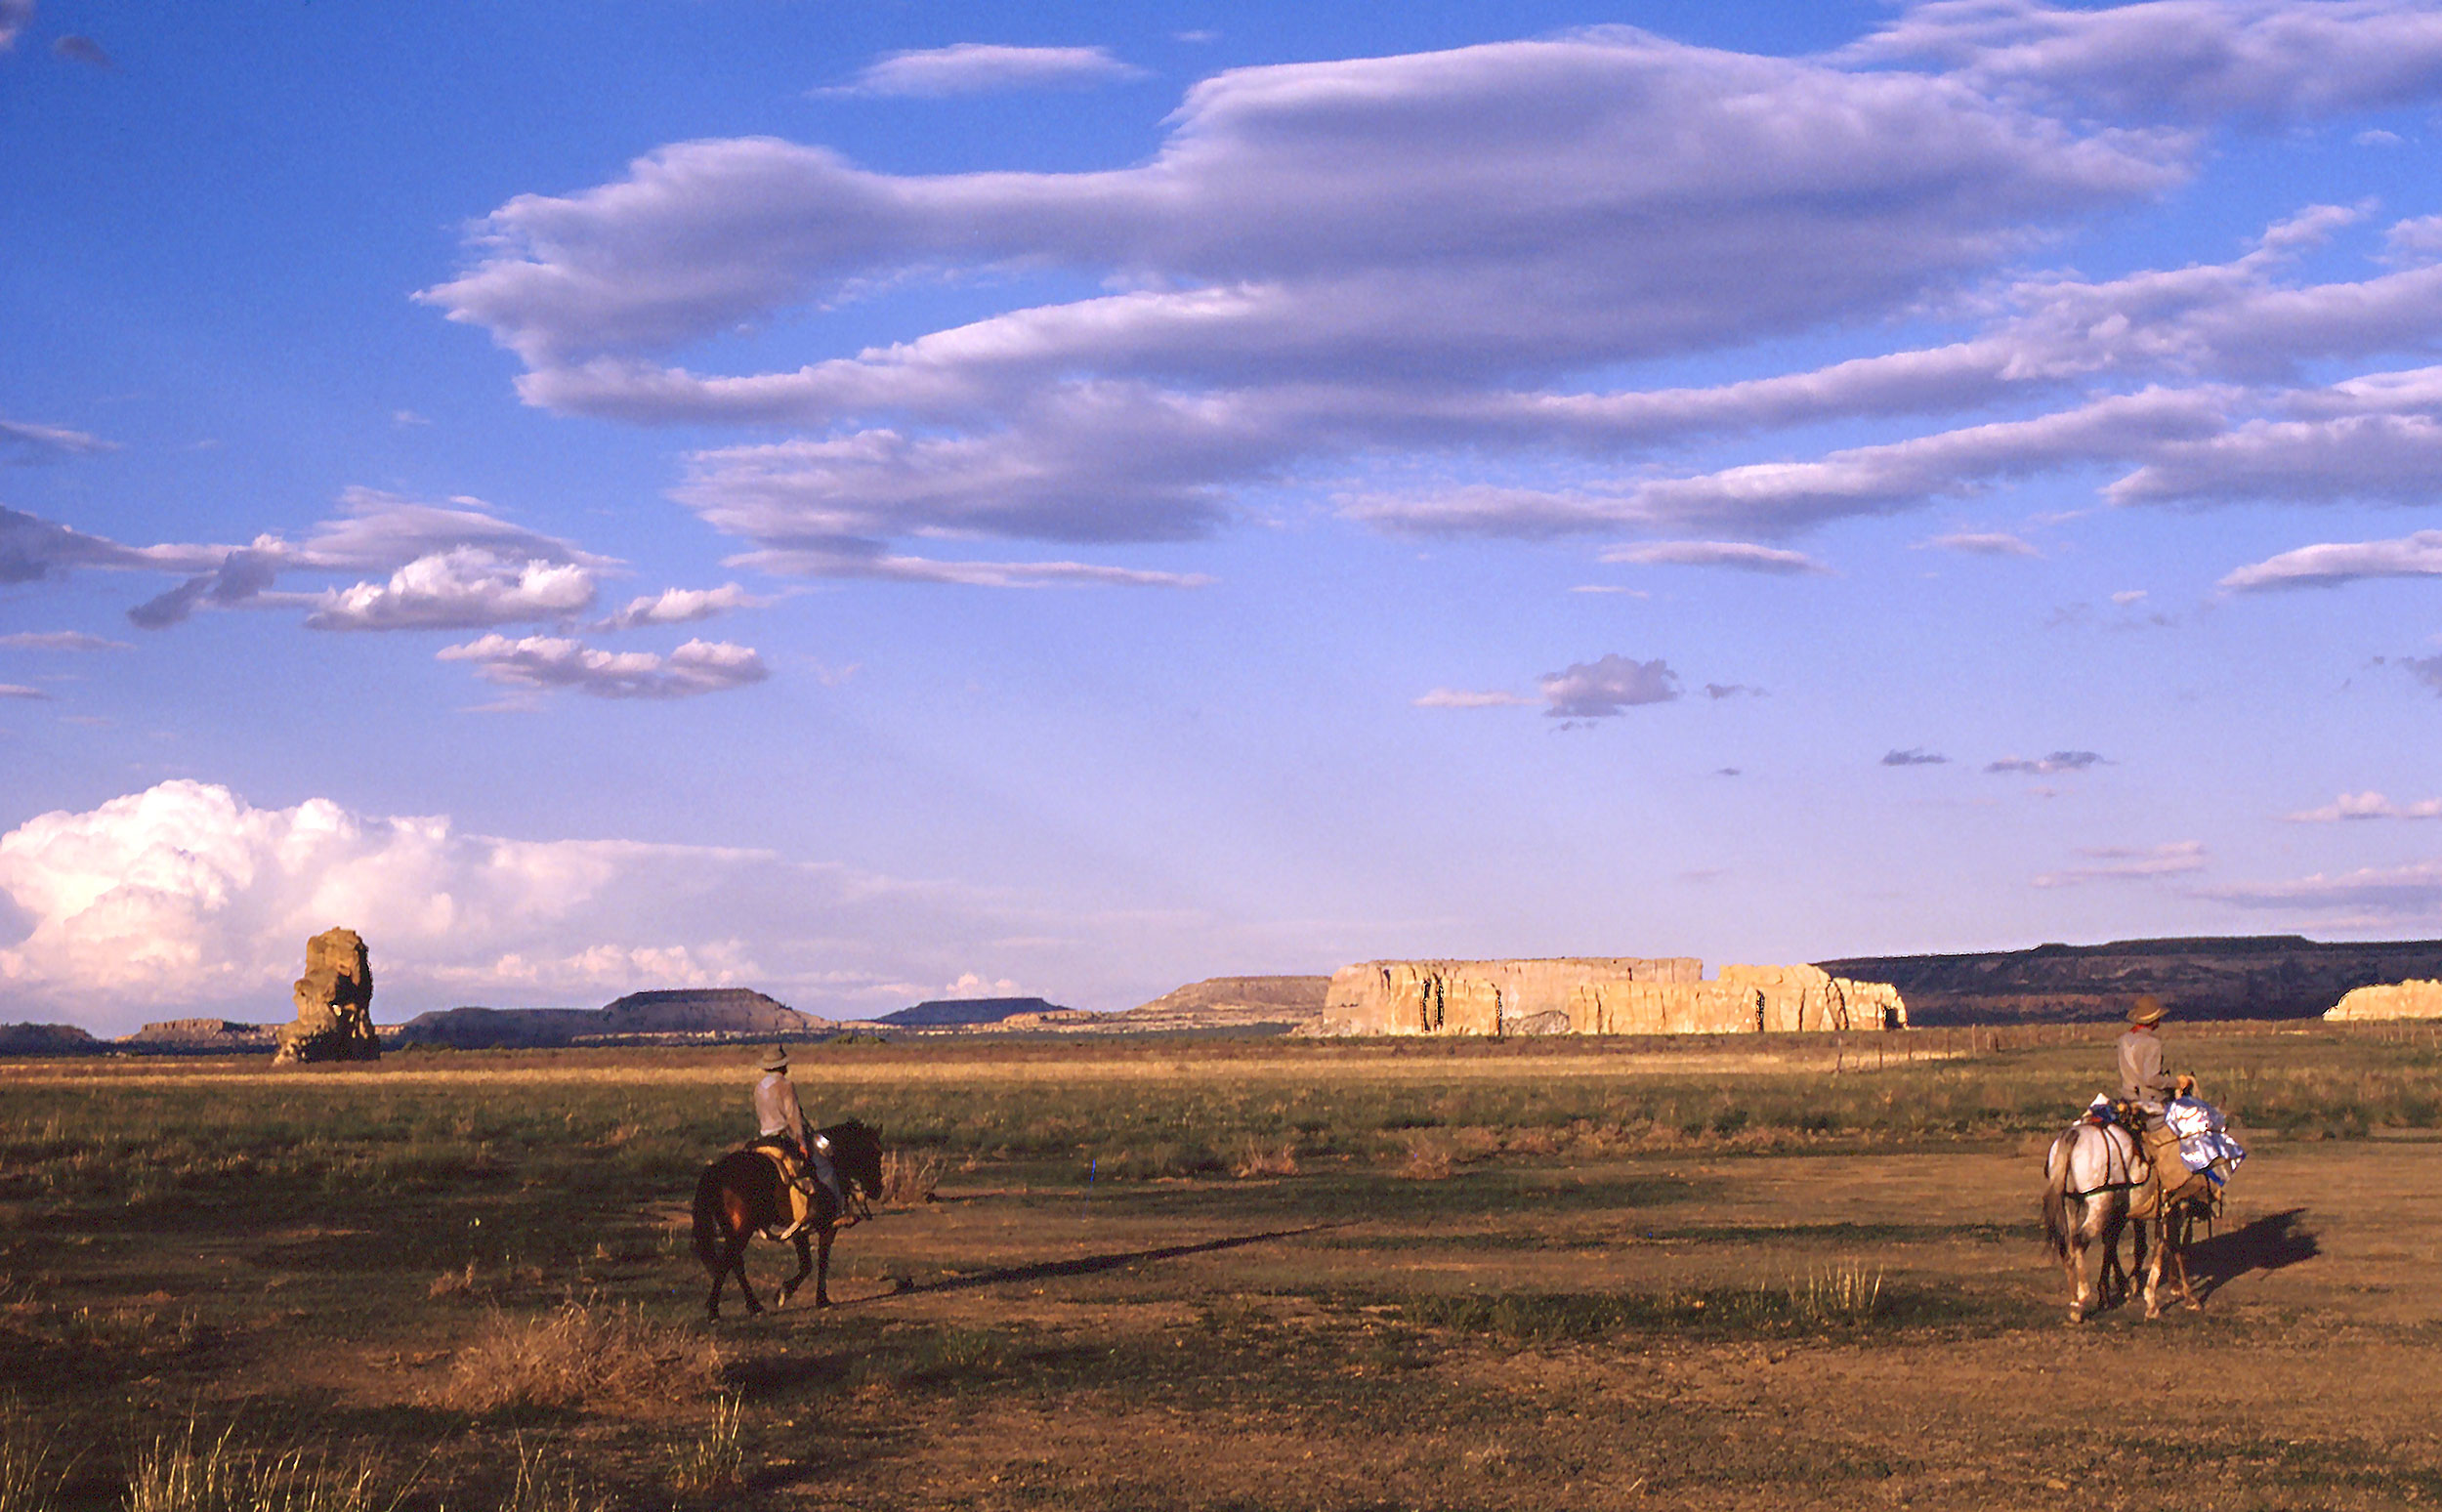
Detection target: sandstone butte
<box><xmin>1308</xmin><ymin>957</ymin><xmax>1908</xmax><ymax>1037</ymax></box>
<box><xmin>273</xmin><ymin>926</ymin><xmax>382</xmax><ymax>1065</ymax></box>
<box><xmin>2325</xmin><ymin>979</ymin><xmax>2442</xmax><ymax>1021</ymax></box>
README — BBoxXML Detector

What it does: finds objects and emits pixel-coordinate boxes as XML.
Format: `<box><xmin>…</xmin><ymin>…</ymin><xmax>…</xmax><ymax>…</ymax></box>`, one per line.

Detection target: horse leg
<box><xmin>2140</xmin><ymin>1213</ymin><xmax>2168</xmax><ymax>1320</ymax></box>
<box><xmin>2168</xmin><ymin>1204</ymin><xmax>2203</xmax><ymax>1312</ymax></box>
<box><xmin>815</xmin><ymin>1225</ymin><xmax>836</xmax><ymax>1309</ymax></box>
<box><xmin>777</xmin><ymin>1231</ymin><xmax>814</xmax><ymax>1308</ymax></box>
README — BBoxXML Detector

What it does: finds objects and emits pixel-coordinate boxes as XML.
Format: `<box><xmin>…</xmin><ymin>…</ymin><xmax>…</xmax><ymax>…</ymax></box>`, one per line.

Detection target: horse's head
<box><xmin>821</xmin><ymin>1118</ymin><xmax>885</xmax><ymax>1204</ymax></box>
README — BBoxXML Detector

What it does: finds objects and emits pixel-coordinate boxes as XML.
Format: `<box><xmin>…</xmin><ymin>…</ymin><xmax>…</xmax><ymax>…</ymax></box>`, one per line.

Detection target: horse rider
<box><xmin>752</xmin><ymin>1044</ymin><xmax>855</xmax><ymax>1231</ymax></box>
<box><xmin>2117</xmin><ymin>995</ymin><xmax>2204</xmax><ymax>1197</ymax></box>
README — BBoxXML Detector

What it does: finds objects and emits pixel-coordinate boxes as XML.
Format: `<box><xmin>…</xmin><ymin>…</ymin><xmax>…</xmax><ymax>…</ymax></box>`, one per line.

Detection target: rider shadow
<box><xmin>848</xmin><ymin>1223</ymin><xmax>1341</xmax><ymax>1303</ymax></box>
<box><xmin>2181</xmin><ymin>1207</ymin><xmax>2319</xmax><ymax>1302</ymax></box>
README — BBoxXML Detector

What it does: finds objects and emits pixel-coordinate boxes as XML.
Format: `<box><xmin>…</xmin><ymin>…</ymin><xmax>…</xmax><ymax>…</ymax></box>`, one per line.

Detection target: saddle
<box><xmin>745</xmin><ymin>1137</ymin><xmax>821</xmax><ymax>1239</ymax></box>
<box><xmin>2106</xmin><ymin>1102</ymin><xmax>2215</xmax><ymax>1219</ymax></box>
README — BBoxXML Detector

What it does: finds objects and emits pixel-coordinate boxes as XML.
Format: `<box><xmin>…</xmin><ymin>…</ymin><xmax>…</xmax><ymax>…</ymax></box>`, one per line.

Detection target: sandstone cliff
<box><xmin>1309</xmin><ymin>957</ymin><xmax>1903</xmax><ymax>1037</ymax></box>
<box><xmin>2326</xmin><ymin>979</ymin><xmax>2442</xmax><ymax>1021</ymax></box>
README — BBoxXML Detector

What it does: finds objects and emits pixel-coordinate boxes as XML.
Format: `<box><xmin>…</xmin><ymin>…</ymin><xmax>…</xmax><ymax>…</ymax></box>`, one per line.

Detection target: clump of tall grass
<box><xmin>0</xmin><ymin>1402</ymin><xmax>67</xmax><ymax>1512</ymax></box>
<box><xmin>125</xmin><ymin>1422</ymin><xmax>382</xmax><ymax>1512</ymax></box>
<box><xmin>665</xmin><ymin>1394</ymin><xmax>744</xmax><ymax>1494</ymax></box>
<box><xmin>1396</xmin><ymin>1132</ymin><xmax>1454</xmax><ymax>1181</ymax></box>
<box><xmin>1786</xmin><ymin>1262</ymin><xmax>1884</xmax><ymax>1326</ymax></box>
<box><xmin>1229</xmin><ymin>1139</ymin><xmax>1298</xmax><ymax>1179</ymax></box>
<box><xmin>876</xmin><ymin>1149</ymin><xmax>943</xmax><ymax>1205</ymax></box>
<box><xmin>434</xmin><ymin>1298</ymin><xmax>718</xmax><ymax>1413</ymax></box>
<box><xmin>1403</xmin><ymin>1265</ymin><xmax>1899</xmax><ymax>1344</ymax></box>
<box><xmin>493</xmin><ymin>1443</ymin><xmax>606</xmax><ymax>1512</ymax></box>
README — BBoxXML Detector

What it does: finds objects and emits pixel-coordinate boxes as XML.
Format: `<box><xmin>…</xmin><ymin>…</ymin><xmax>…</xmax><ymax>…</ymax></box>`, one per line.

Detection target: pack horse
<box><xmin>693</xmin><ymin>1118</ymin><xmax>884</xmax><ymax>1318</ymax></box>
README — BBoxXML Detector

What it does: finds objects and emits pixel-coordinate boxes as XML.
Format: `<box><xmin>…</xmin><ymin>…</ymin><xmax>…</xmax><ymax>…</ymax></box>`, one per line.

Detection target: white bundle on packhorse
<box><xmin>2042</xmin><ymin>1095</ymin><xmax>2243</xmax><ymax>1322</ymax></box>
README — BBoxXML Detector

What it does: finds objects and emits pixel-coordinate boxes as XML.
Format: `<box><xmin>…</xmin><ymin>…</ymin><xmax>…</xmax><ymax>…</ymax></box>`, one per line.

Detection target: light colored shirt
<box><xmin>754</xmin><ymin>1071</ymin><xmax>807</xmax><ymax>1143</ymax></box>
<box><xmin>2117</xmin><ymin>1029</ymin><xmax>2175</xmax><ymax>1107</ymax></box>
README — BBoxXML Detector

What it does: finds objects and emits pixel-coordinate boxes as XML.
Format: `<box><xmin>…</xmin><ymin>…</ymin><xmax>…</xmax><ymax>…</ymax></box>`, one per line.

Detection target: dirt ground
<box><xmin>6</xmin><ymin>1049</ymin><xmax>2442</xmax><ymax>1510</ymax></box>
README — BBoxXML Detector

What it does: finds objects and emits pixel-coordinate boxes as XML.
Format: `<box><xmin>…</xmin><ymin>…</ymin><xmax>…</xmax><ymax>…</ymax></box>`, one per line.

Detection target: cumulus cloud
<box><xmin>591</xmin><ymin>582</ymin><xmax>768</xmax><ymax>631</ymax></box>
<box><xmin>1921</xmin><ymin>530</ymin><xmax>2042</xmax><ymax>557</ymax></box>
<box><xmin>438</xmin><ymin>634</ymin><xmax>769</xmax><ymax>699</ymax></box>
<box><xmin>1539</xmin><ymin>654</ymin><xmax>1679</xmax><ymax>719</ymax></box>
<box><xmin>1882</xmin><ymin>747</ymin><xmax>1950</xmax><ymax>766</ymax></box>
<box><xmin>1987</xmin><ymin>749</ymin><xmax>2105</xmax><ymax>774</ymax></box>
<box><xmin>301</xmin><ymin>548</ymin><xmax>598</xmax><ymax>631</ymax></box>
<box><xmin>0</xmin><ymin>630</ymin><xmax>131</xmax><ymax>651</ymax></box>
<box><xmin>1</xmin><ymin>417</ymin><xmax>115</xmax><ymax>464</ymax></box>
<box><xmin>0</xmin><ymin>0</ymin><xmax>28</xmax><ymax>51</ymax></box>
<box><xmin>825</xmin><ymin>43</ymin><xmax>1148</xmax><ymax>97</ymax></box>
<box><xmin>2286</xmin><ymin>790</ymin><xmax>2442</xmax><ymax>821</ymax></box>
<box><xmin>1413</xmin><ymin>688</ymin><xmax>1530</xmax><ymax>709</ymax></box>
<box><xmin>1600</xmin><ymin>541</ymin><xmax>1830</xmax><ymax>574</ymax></box>
<box><xmin>2033</xmin><ymin>839</ymin><xmax>2206</xmax><ymax>886</ymax></box>
<box><xmin>2219</xmin><ymin>529</ymin><xmax>2442</xmax><ymax>590</ymax></box>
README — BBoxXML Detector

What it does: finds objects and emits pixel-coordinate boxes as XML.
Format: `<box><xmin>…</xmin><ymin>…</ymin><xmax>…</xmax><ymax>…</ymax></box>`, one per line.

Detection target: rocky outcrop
<box><xmin>1118</xmin><ymin>976</ymin><xmax>1332</xmax><ymax>1032</ymax></box>
<box><xmin>2326</xmin><ymin>979</ymin><xmax>2442</xmax><ymax>1021</ymax></box>
<box><xmin>1819</xmin><ymin>935</ymin><xmax>2442</xmax><ymax>1026</ymax></box>
<box><xmin>125</xmin><ymin>1020</ymin><xmax>280</xmax><ymax>1053</ymax></box>
<box><xmin>273</xmin><ymin>927</ymin><xmax>381</xmax><ymax>1065</ymax></box>
<box><xmin>596</xmin><ymin>989</ymin><xmax>820</xmax><ymax>1035</ymax></box>
<box><xmin>1310</xmin><ymin>957</ymin><xmax>1905</xmax><ymax>1037</ymax></box>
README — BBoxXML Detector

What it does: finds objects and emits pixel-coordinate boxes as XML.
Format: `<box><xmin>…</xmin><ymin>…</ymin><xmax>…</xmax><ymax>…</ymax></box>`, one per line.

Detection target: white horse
<box><xmin>2042</xmin><ymin>1114</ymin><xmax>2210</xmax><ymax>1322</ymax></box>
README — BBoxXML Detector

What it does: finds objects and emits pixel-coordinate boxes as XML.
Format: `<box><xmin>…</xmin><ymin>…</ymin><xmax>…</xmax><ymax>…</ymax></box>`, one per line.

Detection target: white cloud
<box><xmin>0</xmin><ymin>684</ymin><xmax>50</xmax><ymax>700</ymax></box>
<box><xmin>0</xmin><ymin>630</ymin><xmax>131</xmax><ymax>651</ymax></box>
<box><xmin>2358</xmin><ymin>127</ymin><xmax>2407</xmax><ymax>146</ymax></box>
<box><xmin>2196</xmin><ymin>860</ymin><xmax>2442</xmax><ymax>920</ymax></box>
<box><xmin>824</xmin><ymin>43</ymin><xmax>1148</xmax><ymax>97</ymax></box>
<box><xmin>1600</xmin><ymin>540</ymin><xmax>1831</xmax><ymax>574</ymax></box>
<box><xmin>302</xmin><ymin>548</ymin><xmax>598</xmax><ymax>631</ymax></box>
<box><xmin>1539</xmin><ymin>654</ymin><xmax>1680</xmax><ymax>718</ymax></box>
<box><xmin>437</xmin><ymin>634</ymin><xmax>769</xmax><ymax>699</ymax></box>
<box><xmin>1921</xmin><ymin>530</ymin><xmax>2042</xmax><ymax>557</ymax></box>
<box><xmin>2033</xmin><ymin>839</ymin><xmax>2206</xmax><ymax>886</ymax></box>
<box><xmin>2402</xmin><ymin>653</ymin><xmax>2442</xmax><ymax>694</ymax></box>
<box><xmin>2219</xmin><ymin>528</ymin><xmax>2442</xmax><ymax>590</ymax></box>
<box><xmin>1882</xmin><ymin>747</ymin><xmax>1950</xmax><ymax>766</ymax></box>
<box><xmin>1</xmin><ymin>417</ymin><xmax>116</xmax><ymax>463</ymax></box>
<box><xmin>726</xmin><ymin>544</ymin><xmax>1210</xmax><ymax>589</ymax></box>
<box><xmin>0</xmin><ymin>0</ymin><xmax>31</xmax><ymax>51</ymax></box>
<box><xmin>2285</xmin><ymin>790</ymin><xmax>2442</xmax><ymax>821</ymax></box>
<box><xmin>591</xmin><ymin>582</ymin><xmax>769</xmax><ymax>631</ymax></box>
<box><xmin>1413</xmin><ymin>688</ymin><xmax>1530</xmax><ymax>709</ymax></box>
<box><xmin>2111</xmin><ymin>589</ymin><xmax>2149</xmax><ymax>605</ymax></box>
<box><xmin>1987</xmin><ymin>749</ymin><xmax>2106</xmax><ymax>774</ymax></box>
<box><xmin>393</xmin><ymin>409</ymin><xmax>432</xmax><ymax>427</ymax></box>
<box><xmin>1845</xmin><ymin>0</ymin><xmax>2442</xmax><ymax>123</ymax></box>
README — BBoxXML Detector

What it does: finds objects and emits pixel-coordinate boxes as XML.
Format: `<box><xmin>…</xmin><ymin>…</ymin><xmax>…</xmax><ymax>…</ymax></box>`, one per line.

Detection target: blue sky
<box><xmin>6</xmin><ymin>0</ymin><xmax>2442</xmax><ymax>1032</ymax></box>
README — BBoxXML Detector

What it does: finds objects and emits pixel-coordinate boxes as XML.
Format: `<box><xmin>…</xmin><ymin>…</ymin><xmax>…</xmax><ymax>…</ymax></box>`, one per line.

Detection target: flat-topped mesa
<box><xmin>1315</xmin><ymin>957</ymin><xmax>1906</xmax><ymax>1037</ymax></box>
<box><xmin>2326</xmin><ymin>980</ymin><xmax>2442</xmax><ymax>1021</ymax></box>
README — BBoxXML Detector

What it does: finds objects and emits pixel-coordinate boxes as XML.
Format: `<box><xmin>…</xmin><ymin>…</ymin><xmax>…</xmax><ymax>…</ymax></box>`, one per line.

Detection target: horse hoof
<box><xmin>2067</xmin><ymin>1306</ymin><xmax>2084</xmax><ymax>1324</ymax></box>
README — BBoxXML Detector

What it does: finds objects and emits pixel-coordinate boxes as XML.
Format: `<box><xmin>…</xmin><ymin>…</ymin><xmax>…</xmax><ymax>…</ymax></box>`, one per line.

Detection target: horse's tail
<box><xmin>692</xmin><ymin>1161</ymin><xmax>729</xmax><ymax>1274</ymax></box>
<box><xmin>2041</xmin><ymin>1127</ymin><xmax>2076</xmax><ymax>1262</ymax></box>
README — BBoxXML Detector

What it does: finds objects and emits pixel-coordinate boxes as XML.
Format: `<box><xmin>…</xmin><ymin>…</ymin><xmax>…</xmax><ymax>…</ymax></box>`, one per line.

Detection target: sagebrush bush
<box><xmin>435</xmin><ymin>1299</ymin><xmax>718</xmax><ymax>1413</ymax></box>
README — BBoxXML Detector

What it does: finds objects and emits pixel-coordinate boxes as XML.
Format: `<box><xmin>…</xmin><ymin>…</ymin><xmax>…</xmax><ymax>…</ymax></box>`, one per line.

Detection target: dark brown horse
<box><xmin>692</xmin><ymin>1119</ymin><xmax>883</xmax><ymax>1319</ymax></box>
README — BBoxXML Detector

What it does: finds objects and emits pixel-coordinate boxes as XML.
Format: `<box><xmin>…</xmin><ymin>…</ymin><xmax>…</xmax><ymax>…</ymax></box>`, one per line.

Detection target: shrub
<box><xmin>434</xmin><ymin>1299</ymin><xmax>719</xmax><ymax>1413</ymax></box>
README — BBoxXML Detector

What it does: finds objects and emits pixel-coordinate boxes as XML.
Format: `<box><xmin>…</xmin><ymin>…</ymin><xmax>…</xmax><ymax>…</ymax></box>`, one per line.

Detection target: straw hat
<box><xmin>2126</xmin><ymin>994</ymin><xmax>2166</xmax><ymax>1027</ymax></box>
<box><xmin>760</xmin><ymin>1042</ymin><xmax>789</xmax><ymax>1071</ymax></box>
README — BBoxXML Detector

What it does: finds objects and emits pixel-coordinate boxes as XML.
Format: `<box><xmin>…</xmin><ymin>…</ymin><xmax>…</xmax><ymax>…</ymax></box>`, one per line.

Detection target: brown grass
<box><xmin>1230</xmin><ymin>1138</ymin><xmax>1299</xmax><ymax>1178</ymax></box>
<box><xmin>877</xmin><ymin>1149</ymin><xmax>944</xmax><ymax>1205</ymax></box>
<box><xmin>433</xmin><ymin>1299</ymin><xmax>719</xmax><ymax>1414</ymax></box>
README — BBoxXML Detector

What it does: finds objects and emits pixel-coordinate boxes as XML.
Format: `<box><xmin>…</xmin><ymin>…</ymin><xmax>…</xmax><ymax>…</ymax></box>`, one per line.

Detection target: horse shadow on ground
<box><xmin>2183</xmin><ymin>1207</ymin><xmax>2318</xmax><ymax>1302</ymax></box>
<box><xmin>851</xmin><ymin>1223</ymin><xmax>1343</xmax><ymax>1302</ymax></box>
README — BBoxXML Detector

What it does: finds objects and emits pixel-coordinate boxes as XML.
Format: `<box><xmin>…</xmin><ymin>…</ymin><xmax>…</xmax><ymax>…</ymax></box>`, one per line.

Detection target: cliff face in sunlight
<box><xmin>1311</xmin><ymin>958</ymin><xmax>1905</xmax><ymax>1037</ymax></box>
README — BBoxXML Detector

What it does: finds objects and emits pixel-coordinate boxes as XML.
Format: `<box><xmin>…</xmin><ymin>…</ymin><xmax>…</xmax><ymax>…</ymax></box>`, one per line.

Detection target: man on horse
<box><xmin>751</xmin><ymin>1044</ymin><xmax>854</xmax><ymax>1239</ymax></box>
<box><xmin>2116</xmin><ymin>995</ymin><xmax>2206</xmax><ymax>1202</ymax></box>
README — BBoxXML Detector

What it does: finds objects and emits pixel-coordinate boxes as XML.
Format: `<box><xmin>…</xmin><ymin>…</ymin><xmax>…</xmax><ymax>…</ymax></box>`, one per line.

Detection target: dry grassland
<box><xmin>4</xmin><ymin>1025</ymin><xmax>2440</xmax><ymax>1511</ymax></box>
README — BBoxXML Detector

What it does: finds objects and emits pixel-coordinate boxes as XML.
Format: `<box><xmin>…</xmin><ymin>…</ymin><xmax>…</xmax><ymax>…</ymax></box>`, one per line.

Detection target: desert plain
<box><xmin>4</xmin><ymin>1022</ymin><xmax>2440</xmax><ymax>1512</ymax></box>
